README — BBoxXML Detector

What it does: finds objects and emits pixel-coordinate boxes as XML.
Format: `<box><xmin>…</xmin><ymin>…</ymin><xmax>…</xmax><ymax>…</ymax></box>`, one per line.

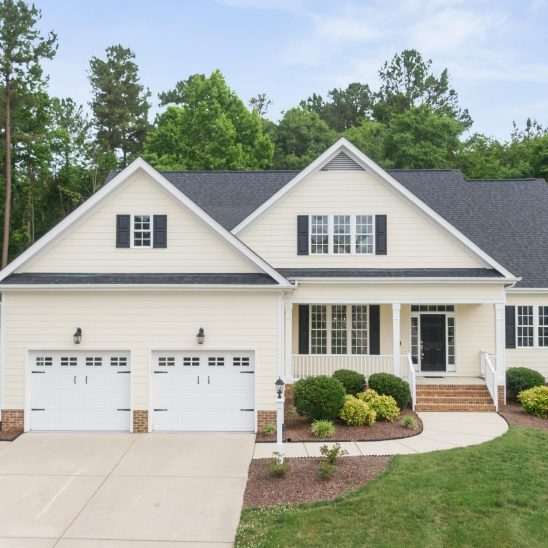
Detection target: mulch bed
<box><xmin>243</xmin><ymin>455</ymin><xmax>390</xmax><ymax>508</ymax></box>
<box><xmin>499</xmin><ymin>401</ymin><xmax>548</xmax><ymax>430</ymax></box>
<box><xmin>256</xmin><ymin>399</ymin><xmax>422</xmax><ymax>442</ymax></box>
<box><xmin>0</xmin><ymin>430</ymin><xmax>23</xmax><ymax>441</ymax></box>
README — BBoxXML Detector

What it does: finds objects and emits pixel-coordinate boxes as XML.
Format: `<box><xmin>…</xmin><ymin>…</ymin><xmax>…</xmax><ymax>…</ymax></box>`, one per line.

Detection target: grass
<box><xmin>236</xmin><ymin>428</ymin><xmax>548</xmax><ymax>548</ymax></box>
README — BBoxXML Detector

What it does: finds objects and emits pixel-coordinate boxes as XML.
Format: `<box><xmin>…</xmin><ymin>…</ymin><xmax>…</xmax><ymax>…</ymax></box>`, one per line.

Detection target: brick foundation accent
<box><xmin>1</xmin><ymin>409</ymin><xmax>24</xmax><ymax>432</ymax></box>
<box><xmin>257</xmin><ymin>410</ymin><xmax>277</xmax><ymax>432</ymax></box>
<box><xmin>415</xmin><ymin>385</ymin><xmax>496</xmax><ymax>412</ymax></box>
<box><xmin>498</xmin><ymin>385</ymin><xmax>506</xmax><ymax>408</ymax></box>
<box><xmin>132</xmin><ymin>410</ymin><xmax>148</xmax><ymax>433</ymax></box>
<box><xmin>284</xmin><ymin>384</ymin><xmax>294</xmax><ymax>398</ymax></box>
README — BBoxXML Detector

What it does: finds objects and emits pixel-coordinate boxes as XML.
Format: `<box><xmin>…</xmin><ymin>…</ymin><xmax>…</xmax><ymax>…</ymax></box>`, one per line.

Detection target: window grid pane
<box><xmin>411</xmin><ymin>317</ymin><xmax>419</xmax><ymax>365</ymax></box>
<box><xmin>447</xmin><ymin>317</ymin><xmax>455</xmax><ymax>365</ymax></box>
<box><xmin>356</xmin><ymin>215</ymin><xmax>373</xmax><ymax>254</ymax></box>
<box><xmin>351</xmin><ymin>305</ymin><xmax>368</xmax><ymax>354</ymax></box>
<box><xmin>310</xmin><ymin>216</ymin><xmax>328</xmax><ymax>254</ymax></box>
<box><xmin>539</xmin><ymin>306</ymin><xmax>548</xmax><ymax>347</ymax></box>
<box><xmin>311</xmin><ymin>305</ymin><xmax>327</xmax><ymax>354</ymax></box>
<box><xmin>133</xmin><ymin>215</ymin><xmax>151</xmax><ymax>247</ymax></box>
<box><xmin>517</xmin><ymin>305</ymin><xmax>534</xmax><ymax>347</ymax></box>
<box><xmin>331</xmin><ymin>305</ymin><xmax>347</xmax><ymax>354</ymax></box>
<box><xmin>333</xmin><ymin>215</ymin><xmax>351</xmax><ymax>254</ymax></box>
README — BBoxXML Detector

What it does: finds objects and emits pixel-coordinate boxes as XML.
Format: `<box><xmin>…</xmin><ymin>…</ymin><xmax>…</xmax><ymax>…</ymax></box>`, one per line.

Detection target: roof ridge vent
<box><xmin>321</xmin><ymin>151</ymin><xmax>364</xmax><ymax>171</ymax></box>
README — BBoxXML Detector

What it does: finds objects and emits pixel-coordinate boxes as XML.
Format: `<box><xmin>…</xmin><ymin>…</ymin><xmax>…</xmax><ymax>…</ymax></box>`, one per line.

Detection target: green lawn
<box><xmin>236</xmin><ymin>428</ymin><xmax>548</xmax><ymax>548</ymax></box>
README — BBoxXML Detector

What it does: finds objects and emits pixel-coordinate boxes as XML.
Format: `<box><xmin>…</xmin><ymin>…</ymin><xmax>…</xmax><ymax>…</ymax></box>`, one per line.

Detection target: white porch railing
<box><xmin>480</xmin><ymin>350</ymin><xmax>498</xmax><ymax>411</ymax></box>
<box><xmin>400</xmin><ymin>354</ymin><xmax>416</xmax><ymax>410</ymax></box>
<box><xmin>292</xmin><ymin>354</ymin><xmax>401</xmax><ymax>379</ymax></box>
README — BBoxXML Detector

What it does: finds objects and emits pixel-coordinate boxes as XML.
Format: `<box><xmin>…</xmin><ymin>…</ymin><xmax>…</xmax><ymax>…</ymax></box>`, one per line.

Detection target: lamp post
<box><xmin>275</xmin><ymin>377</ymin><xmax>285</xmax><ymax>463</ymax></box>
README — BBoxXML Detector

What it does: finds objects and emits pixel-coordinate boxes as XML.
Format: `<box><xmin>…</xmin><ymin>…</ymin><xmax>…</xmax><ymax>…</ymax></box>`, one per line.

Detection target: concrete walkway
<box><xmin>0</xmin><ymin>432</ymin><xmax>255</xmax><ymax>547</ymax></box>
<box><xmin>253</xmin><ymin>412</ymin><xmax>508</xmax><ymax>459</ymax></box>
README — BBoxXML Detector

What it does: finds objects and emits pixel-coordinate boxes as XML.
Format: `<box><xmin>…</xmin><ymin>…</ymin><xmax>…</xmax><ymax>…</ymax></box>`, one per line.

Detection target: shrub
<box><xmin>311</xmin><ymin>419</ymin><xmax>335</xmax><ymax>438</ymax></box>
<box><xmin>318</xmin><ymin>460</ymin><xmax>335</xmax><ymax>480</ymax></box>
<box><xmin>507</xmin><ymin>367</ymin><xmax>545</xmax><ymax>400</ymax></box>
<box><xmin>332</xmin><ymin>369</ymin><xmax>366</xmax><ymax>396</ymax></box>
<box><xmin>266</xmin><ymin>457</ymin><xmax>292</xmax><ymax>477</ymax></box>
<box><xmin>368</xmin><ymin>373</ymin><xmax>411</xmax><ymax>409</ymax></box>
<box><xmin>357</xmin><ymin>388</ymin><xmax>379</xmax><ymax>404</ymax></box>
<box><xmin>357</xmin><ymin>390</ymin><xmax>400</xmax><ymax>421</ymax></box>
<box><xmin>518</xmin><ymin>386</ymin><xmax>548</xmax><ymax>418</ymax></box>
<box><xmin>263</xmin><ymin>423</ymin><xmax>276</xmax><ymax>435</ymax></box>
<box><xmin>319</xmin><ymin>443</ymin><xmax>348</xmax><ymax>464</ymax></box>
<box><xmin>400</xmin><ymin>415</ymin><xmax>419</xmax><ymax>430</ymax></box>
<box><xmin>293</xmin><ymin>376</ymin><xmax>346</xmax><ymax>421</ymax></box>
<box><xmin>339</xmin><ymin>395</ymin><xmax>376</xmax><ymax>426</ymax></box>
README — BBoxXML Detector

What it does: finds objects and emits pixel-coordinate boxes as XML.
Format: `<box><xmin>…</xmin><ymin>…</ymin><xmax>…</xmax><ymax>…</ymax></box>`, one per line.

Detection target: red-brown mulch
<box><xmin>256</xmin><ymin>401</ymin><xmax>422</xmax><ymax>442</ymax></box>
<box><xmin>243</xmin><ymin>455</ymin><xmax>390</xmax><ymax>508</ymax></box>
<box><xmin>0</xmin><ymin>430</ymin><xmax>23</xmax><ymax>441</ymax></box>
<box><xmin>499</xmin><ymin>401</ymin><xmax>548</xmax><ymax>430</ymax></box>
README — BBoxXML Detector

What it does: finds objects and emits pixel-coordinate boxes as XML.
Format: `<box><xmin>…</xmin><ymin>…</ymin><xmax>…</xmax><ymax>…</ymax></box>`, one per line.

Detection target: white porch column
<box><xmin>284</xmin><ymin>301</ymin><xmax>293</xmax><ymax>382</ymax></box>
<box><xmin>392</xmin><ymin>303</ymin><xmax>401</xmax><ymax>376</ymax></box>
<box><xmin>495</xmin><ymin>303</ymin><xmax>506</xmax><ymax>401</ymax></box>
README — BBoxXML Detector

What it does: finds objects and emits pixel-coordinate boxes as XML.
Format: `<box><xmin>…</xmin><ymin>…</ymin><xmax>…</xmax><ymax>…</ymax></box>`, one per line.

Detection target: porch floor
<box><xmin>416</xmin><ymin>376</ymin><xmax>485</xmax><ymax>385</ymax></box>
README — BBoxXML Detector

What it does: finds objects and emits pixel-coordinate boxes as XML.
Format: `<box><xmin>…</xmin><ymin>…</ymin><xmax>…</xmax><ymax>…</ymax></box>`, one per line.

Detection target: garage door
<box><xmin>29</xmin><ymin>351</ymin><xmax>131</xmax><ymax>431</ymax></box>
<box><xmin>151</xmin><ymin>351</ymin><xmax>255</xmax><ymax>431</ymax></box>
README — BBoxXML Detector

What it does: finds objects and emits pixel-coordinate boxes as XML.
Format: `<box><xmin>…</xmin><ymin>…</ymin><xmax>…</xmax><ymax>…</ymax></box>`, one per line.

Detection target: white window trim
<box><xmin>308</xmin><ymin>304</ymin><xmax>370</xmax><ymax>355</ymax></box>
<box><xmin>515</xmin><ymin>305</ymin><xmax>548</xmax><ymax>349</ymax></box>
<box><xmin>131</xmin><ymin>214</ymin><xmax>153</xmax><ymax>249</ymax></box>
<box><xmin>309</xmin><ymin>214</ymin><xmax>375</xmax><ymax>256</ymax></box>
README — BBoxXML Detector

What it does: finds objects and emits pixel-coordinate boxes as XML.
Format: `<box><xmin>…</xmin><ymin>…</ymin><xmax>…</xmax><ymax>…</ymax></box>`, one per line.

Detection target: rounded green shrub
<box><xmin>518</xmin><ymin>386</ymin><xmax>548</xmax><ymax>418</ymax></box>
<box><xmin>507</xmin><ymin>367</ymin><xmax>545</xmax><ymax>400</ymax></box>
<box><xmin>311</xmin><ymin>419</ymin><xmax>335</xmax><ymax>438</ymax></box>
<box><xmin>356</xmin><ymin>388</ymin><xmax>379</xmax><ymax>404</ymax></box>
<box><xmin>332</xmin><ymin>369</ymin><xmax>366</xmax><ymax>396</ymax></box>
<box><xmin>339</xmin><ymin>395</ymin><xmax>376</xmax><ymax>426</ymax></box>
<box><xmin>293</xmin><ymin>375</ymin><xmax>346</xmax><ymax>421</ymax></box>
<box><xmin>357</xmin><ymin>389</ymin><xmax>400</xmax><ymax>421</ymax></box>
<box><xmin>368</xmin><ymin>373</ymin><xmax>411</xmax><ymax>409</ymax></box>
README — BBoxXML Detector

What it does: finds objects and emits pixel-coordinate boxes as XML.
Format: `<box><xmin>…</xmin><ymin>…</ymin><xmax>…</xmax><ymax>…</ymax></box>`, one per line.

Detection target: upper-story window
<box><xmin>310</xmin><ymin>214</ymin><xmax>374</xmax><ymax>255</ymax></box>
<box><xmin>132</xmin><ymin>215</ymin><xmax>152</xmax><ymax>247</ymax></box>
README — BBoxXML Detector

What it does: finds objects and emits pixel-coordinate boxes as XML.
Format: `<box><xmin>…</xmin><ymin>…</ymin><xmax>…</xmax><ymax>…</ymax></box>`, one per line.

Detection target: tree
<box><xmin>249</xmin><ymin>93</ymin><xmax>272</xmax><ymax>118</ymax></box>
<box><xmin>89</xmin><ymin>45</ymin><xmax>151</xmax><ymax>167</ymax></box>
<box><xmin>272</xmin><ymin>108</ymin><xmax>337</xmax><ymax>169</ymax></box>
<box><xmin>145</xmin><ymin>70</ymin><xmax>273</xmax><ymax>170</ymax></box>
<box><xmin>0</xmin><ymin>0</ymin><xmax>57</xmax><ymax>267</ymax></box>
<box><xmin>383</xmin><ymin>105</ymin><xmax>463</xmax><ymax>169</ymax></box>
<box><xmin>374</xmin><ymin>49</ymin><xmax>472</xmax><ymax>130</ymax></box>
<box><xmin>343</xmin><ymin>119</ymin><xmax>388</xmax><ymax>165</ymax></box>
<box><xmin>300</xmin><ymin>83</ymin><xmax>373</xmax><ymax>131</ymax></box>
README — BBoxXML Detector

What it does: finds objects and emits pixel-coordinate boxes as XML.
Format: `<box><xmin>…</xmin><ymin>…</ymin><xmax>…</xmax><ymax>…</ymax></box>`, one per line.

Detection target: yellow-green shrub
<box><xmin>357</xmin><ymin>390</ymin><xmax>400</xmax><ymax>421</ymax></box>
<box><xmin>357</xmin><ymin>388</ymin><xmax>379</xmax><ymax>404</ymax></box>
<box><xmin>518</xmin><ymin>386</ymin><xmax>548</xmax><ymax>418</ymax></box>
<box><xmin>339</xmin><ymin>395</ymin><xmax>376</xmax><ymax>426</ymax></box>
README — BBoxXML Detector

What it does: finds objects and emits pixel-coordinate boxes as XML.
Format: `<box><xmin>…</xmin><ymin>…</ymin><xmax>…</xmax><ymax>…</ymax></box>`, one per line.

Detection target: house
<box><xmin>0</xmin><ymin>138</ymin><xmax>546</xmax><ymax>433</ymax></box>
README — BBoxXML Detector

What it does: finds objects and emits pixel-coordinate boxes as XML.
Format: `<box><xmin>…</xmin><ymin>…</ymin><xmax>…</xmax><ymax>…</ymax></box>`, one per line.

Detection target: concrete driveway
<box><xmin>0</xmin><ymin>432</ymin><xmax>255</xmax><ymax>547</ymax></box>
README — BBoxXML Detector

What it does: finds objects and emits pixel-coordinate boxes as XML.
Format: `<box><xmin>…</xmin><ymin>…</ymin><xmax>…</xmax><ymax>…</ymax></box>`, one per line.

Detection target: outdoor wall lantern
<box><xmin>196</xmin><ymin>327</ymin><xmax>205</xmax><ymax>345</ymax></box>
<box><xmin>73</xmin><ymin>327</ymin><xmax>82</xmax><ymax>344</ymax></box>
<box><xmin>275</xmin><ymin>377</ymin><xmax>285</xmax><ymax>399</ymax></box>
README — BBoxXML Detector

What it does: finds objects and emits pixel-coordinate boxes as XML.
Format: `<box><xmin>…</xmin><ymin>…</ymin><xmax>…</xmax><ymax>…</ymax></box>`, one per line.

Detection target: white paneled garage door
<box><xmin>151</xmin><ymin>351</ymin><xmax>255</xmax><ymax>432</ymax></box>
<box><xmin>29</xmin><ymin>351</ymin><xmax>131</xmax><ymax>431</ymax></box>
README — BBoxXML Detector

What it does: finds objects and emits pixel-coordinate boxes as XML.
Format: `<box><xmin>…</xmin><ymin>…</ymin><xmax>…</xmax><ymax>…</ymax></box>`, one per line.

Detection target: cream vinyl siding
<box><xmin>506</xmin><ymin>293</ymin><xmax>548</xmax><ymax>380</ymax></box>
<box><xmin>2</xmin><ymin>291</ymin><xmax>280</xmax><ymax>413</ymax></box>
<box><xmin>238</xmin><ymin>170</ymin><xmax>487</xmax><ymax>268</ymax></box>
<box><xmin>24</xmin><ymin>172</ymin><xmax>257</xmax><ymax>273</ymax></box>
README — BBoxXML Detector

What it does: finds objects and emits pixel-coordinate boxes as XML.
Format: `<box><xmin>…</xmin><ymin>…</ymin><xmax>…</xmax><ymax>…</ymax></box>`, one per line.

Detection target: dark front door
<box><xmin>420</xmin><ymin>315</ymin><xmax>446</xmax><ymax>372</ymax></box>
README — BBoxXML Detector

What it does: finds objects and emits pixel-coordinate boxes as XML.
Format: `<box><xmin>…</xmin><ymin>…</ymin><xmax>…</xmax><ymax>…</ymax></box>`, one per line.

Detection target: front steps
<box><xmin>415</xmin><ymin>384</ymin><xmax>496</xmax><ymax>412</ymax></box>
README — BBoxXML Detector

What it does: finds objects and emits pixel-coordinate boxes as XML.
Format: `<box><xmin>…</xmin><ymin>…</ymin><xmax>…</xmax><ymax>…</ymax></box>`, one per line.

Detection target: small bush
<box><xmin>318</xmin><ymin>460</ymin><xmax>335</xmax><ymax>480</ymax></box>
<box><xmin>311</xmin><ymin>419</ymin><xmax>335</xmax><ymax>438</ymax></box>
<box><xmin>266</xmin><ymin>457</ymin><xmax>292</xmax><ymax>477</ymax></box>
<box><xmin>357</xmin><ymin>388</ymin><xmax>379</xmax><ymax>404</ymax></box>
<box><xmin>293</xmin><ymin>375</ymin><xmax>346</xmax><ymax>421</ymax></box>
<box><xmin>400</xmin><ymin>415</ymin><xmax>419</xmax><ymax>430</ymax></box>
<box><xmin>357</xmin><ymin>390</ymin><xmax>400</xmax><ymax>421</ymax></box>
<box><xmin>263</xmin><ymin>423</ymin><xmax>276</xmax><ymax>435</ymax></box>
<box><xmin>507</xmin><ymin>367</ymin><xmax>545</xmax><ymax>400</ymax></box>
<box><xmin>332</xmin><ymin>369</ymin><xmax>366</xmax><ymax>396</ymax></box>
<box><xmin>339</xmin><ymin>395</ymin><xmax>377</xmax><ymax>426</ymax></box>
<box><xmin>368</xmin><ymin>373</ymin><xmax>411</xmax><ymax>409</ymax></box>
<box><xmin>319</xmin><ymin>443</ymin><xmax>348</xmax><ymax>464</ymax></box>
<box><xmin>518</xmin><ymin>386</ymin><xmax>548</xmax><ymax>418</ymax></box>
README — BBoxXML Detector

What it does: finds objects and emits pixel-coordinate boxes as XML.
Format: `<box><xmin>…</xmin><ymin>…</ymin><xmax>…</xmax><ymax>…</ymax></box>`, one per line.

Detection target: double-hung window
<box><xmin>132</xmin><ymin>215</ymin><xmax>152</xmax><ymax>248</ymax></box>
<box><xmin>310</xmin><ymin>214</ymin><xmax>374</xmax><ymax>255</ymax></box>
<box><xmin>539</xmin><ymin>306</ymin><xmax>548</xmax><ymax>347</ymax></box>
<box><xmin>517</xmin><ymin>306</ymin><xmax>534</xmax><ymax>347</ymax></box>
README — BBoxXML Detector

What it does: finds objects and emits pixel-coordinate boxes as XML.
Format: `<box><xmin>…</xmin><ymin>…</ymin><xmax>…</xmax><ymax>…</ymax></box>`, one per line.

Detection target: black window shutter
<box><xmin>369</xmin><ymin>305</ymin><xmax>380</xmax><ymax>355</ymax></box>
<box><xmin>505</xmin><ymin>305</ymin><xmax>516</xmax><ymax>349</ymax></box>
<box><xmin>375</xmin><ymin>215</ymin><xmax>387</xmax><ymax>255</ymax></box>
<box><xmin>153</xmin><ymin>215</ymin><xmax>167</xmax><ymax>248</ymax></box>
<box><xmin>298</xmin><ymin>305</ymin><xmax>310</xmax><ymax>354</ymax></box>
<box><xmin>116</xmin><ymin>214</ymin><xmax>130</xmax><ymax>248</ymax></box>
<box><xmin>297</xmin><ymin>215</ymin><xmax>309</xmax><ymax>255</ymax></box>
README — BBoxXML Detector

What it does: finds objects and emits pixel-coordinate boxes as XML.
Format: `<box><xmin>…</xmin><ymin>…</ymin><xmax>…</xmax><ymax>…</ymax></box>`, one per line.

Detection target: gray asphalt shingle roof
<box><xmin>278</xmin><ymin>268</ymin><xmax>504</xmax><ymax>279</ymax></box>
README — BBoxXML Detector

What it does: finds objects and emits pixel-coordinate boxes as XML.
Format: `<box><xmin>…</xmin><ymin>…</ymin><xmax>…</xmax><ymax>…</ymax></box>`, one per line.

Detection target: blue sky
<box><xmin>36</xmin><ymin>0</ymin><xmax>548</xmax><ymax>140</ymax></box>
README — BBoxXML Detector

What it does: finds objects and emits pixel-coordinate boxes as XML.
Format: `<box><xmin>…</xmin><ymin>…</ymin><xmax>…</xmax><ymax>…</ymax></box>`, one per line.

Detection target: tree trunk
<box><xmin>2</xmin><ymin>79</ymin><xmax>12</xmax><ymax>269</ymax></box>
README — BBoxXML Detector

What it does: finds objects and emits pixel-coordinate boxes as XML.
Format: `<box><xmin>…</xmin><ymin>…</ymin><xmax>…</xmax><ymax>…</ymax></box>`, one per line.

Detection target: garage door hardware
<box><xmin>31</xmin><ymin>408</ymin><xmax>46</xmax><ymax>411</ymax></box>
<box><xmin>154</xmin><ymin>371</ymin><xmax>168</xmax><ymax>374</ymax></box>
<box><xmin>117</xmin><ymin>408</ymin><xmax>130</xmax><ymax>411</ymax></box>
<box><xmin>154</xmin><ymin>408</ymin><xmax>168</xmax><ymax>412</ymax></box>
<box><xmin>31</xmin><ymin>371</ymin><xmax>46</xmax><ymax>374</ymax></box>
<box><xmin>240</xmin><ymin>408</ymin><xmax>254</xmax><ymax>412</ymax></box>
<box><xmin>240</xmin><ymin>371</ymin><xmax>254</xmax><ymax>374</ymax></box>
<box><xmin>117</xmin><ymin>370</ymin><xmax>131</xmax><ymax>374</ymax></box>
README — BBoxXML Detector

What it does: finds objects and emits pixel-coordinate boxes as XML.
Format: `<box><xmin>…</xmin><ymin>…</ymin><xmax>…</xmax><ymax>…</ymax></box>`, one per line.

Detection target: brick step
<box><xmin>416</xmin><ymin>385</ymin><xmax>489</xmax><ymax>392</ymax></box>
<box><xmin>416</xmin><ymin>396</ymin><xmax>494</xmax><ymax>404</ymax></box>
<box><xmin>415</xmin><ymin>403</ymin><xmax>496</xmax><ymax>412</ymax></box>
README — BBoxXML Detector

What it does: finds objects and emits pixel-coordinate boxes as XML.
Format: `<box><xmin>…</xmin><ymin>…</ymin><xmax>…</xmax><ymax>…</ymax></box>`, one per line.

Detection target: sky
<box><xmin>35</xmin><ymin>0</ymin><xmax>548</xmax><ymax>140</ymax></box>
